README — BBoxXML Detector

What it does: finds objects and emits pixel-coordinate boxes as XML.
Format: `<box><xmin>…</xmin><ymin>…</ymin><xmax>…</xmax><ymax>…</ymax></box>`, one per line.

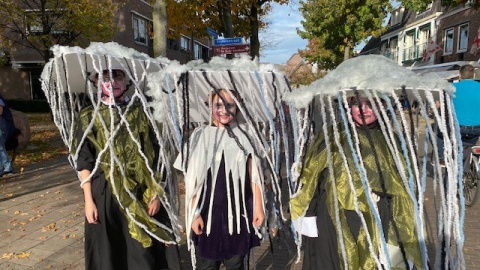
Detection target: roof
<box><xmin>359</xmin><ymin>36</ymin><xmax>381</xmax><ymax>55</ymax></box>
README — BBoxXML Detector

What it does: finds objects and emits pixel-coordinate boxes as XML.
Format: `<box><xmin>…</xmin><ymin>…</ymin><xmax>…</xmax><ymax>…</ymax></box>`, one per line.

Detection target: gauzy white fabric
<box><xmin>174</xmin><ymin>123</ymin><xmax>265</xmax><ymax>252</ymax></box>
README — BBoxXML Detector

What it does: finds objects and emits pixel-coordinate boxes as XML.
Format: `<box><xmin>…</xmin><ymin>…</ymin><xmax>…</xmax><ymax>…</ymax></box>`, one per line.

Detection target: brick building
<box><xmin>282</xmin><ymin>53</ymin><xmax>319</xmax><ymax>87</ymax></box>
<box><xmin>0</xmin><ymin>0</ymin><xmax>212</xmax><ymax>100</ymax></box>
<box><xmin>360</xmin><ymin>1</ymin><xmax>480</xmax><ymax>81</ymax></box>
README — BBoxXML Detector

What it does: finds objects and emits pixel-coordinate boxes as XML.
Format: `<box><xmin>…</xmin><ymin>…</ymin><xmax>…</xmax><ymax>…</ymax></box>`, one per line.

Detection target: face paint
<box><xmin>351</xmin><ymin>98</ymin><xmax>378</xmax><ymax>126</ymax></box>
<box><xmin>98</xmin><ymin>70</ymin><xmax>127</xmax><ymax>98</ymax></box>
<box><xmin>212</xmin><ymin>90</ymin><xmax>237</xmax><ymax>127</ymax></box>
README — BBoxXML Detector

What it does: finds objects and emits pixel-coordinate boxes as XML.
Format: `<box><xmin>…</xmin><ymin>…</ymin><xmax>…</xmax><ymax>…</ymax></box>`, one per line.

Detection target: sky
<box><xmin>260</xmin><ymin>2</ymin><xmax>307</xmax><ymax>65</ymax></box>
<box><xmin>260</xmin><ymin>1</ymin><xmax>401</xmax><ymax>65</ymax></box>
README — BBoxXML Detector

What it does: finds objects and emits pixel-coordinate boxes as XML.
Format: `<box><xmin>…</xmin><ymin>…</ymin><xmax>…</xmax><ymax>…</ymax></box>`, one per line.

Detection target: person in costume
<box><xmin>73</xmin><ymin>67</ymin><xmax>179</xmax><ymax>270</ymax></box>
<box><xmin>174</xmin><ymin>89</ymin><xmax>265</xmax><ymax>270</ymax></box>
<box><xmin>290</xmin><ymin>96</ymin><xmax>424</xmax><ymax>270</ymax></box>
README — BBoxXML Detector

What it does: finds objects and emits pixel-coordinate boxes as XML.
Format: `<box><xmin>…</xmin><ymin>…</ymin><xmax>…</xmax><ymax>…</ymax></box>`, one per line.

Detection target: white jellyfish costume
<box><xmin>40</xmin><ymin>42</ymin><xmax>183</xmax><ymax>247</ymax></box>
<box><xmin>285</xmin><ymin>55</ymin><xmax>465</xmax><ymax>269</ymax></box>
<box><xmin>145</xmin><ymin>55</ymin><xmax>294</xmax><ymax>266</ymax></box>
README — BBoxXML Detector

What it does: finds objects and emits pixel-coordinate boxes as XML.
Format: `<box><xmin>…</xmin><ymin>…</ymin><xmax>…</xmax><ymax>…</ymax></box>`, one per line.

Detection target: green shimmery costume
<box><xmin>290</xmin><ymin>123</ymin><xmax>424</xmax><ymax>270</ymax></box>
<box><xmin>72</xmin><ymin>101</ymin><xmax>175</xmax><ymax>270</ymax></box>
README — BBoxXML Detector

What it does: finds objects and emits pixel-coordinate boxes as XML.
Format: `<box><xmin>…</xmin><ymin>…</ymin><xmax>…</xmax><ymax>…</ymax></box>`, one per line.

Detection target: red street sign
<box><xmin>213</xmin><ymin>44</ymin><xmax>250</xmax><ymax>55</ymax></box>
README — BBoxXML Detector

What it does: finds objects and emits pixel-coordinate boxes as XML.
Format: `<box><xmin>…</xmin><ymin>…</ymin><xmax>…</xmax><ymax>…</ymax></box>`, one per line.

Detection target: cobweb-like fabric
<box><xmin>40</xmin><ymin>43</ymin><xmax>182</xmax><ymax>245</ymax></box>
<box><xmin>284</xmin><ymin>55</ymin><xmax>464</xmax><ymax>269</ymax></box>
<box><xmin>146</xmin><ymin>60</ymin><xmax>296</xmax><ymax>266</ymax></box>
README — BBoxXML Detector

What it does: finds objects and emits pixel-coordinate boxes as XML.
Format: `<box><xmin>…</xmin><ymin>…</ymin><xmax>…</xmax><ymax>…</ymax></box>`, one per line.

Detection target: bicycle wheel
<box><xmin>464</xmin><ymin>161</ymin><xmax>479</xmax><ymax>207</ymax></box>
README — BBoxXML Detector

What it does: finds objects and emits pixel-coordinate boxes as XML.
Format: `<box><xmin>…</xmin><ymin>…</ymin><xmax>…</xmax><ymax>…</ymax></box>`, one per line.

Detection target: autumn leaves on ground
<box><xmin>12</xmin><ymin>113</ymin><xmax>67</xmax><ymax>170</ymax></box>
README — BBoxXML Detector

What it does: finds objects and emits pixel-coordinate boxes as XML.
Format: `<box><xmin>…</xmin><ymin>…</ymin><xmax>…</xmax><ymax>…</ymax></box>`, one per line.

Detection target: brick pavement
<box><xmin>1</xmin><ymin>155</ymin><xmax>480</xmax><ymax>269</ymax></box>
<box><xmin>0</xmin><ymin>156</ymin><xmax>301</xmax><ymax>270</ymax></box>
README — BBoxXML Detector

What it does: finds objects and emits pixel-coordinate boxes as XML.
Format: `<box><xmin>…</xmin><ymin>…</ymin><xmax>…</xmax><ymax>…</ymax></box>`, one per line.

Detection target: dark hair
<box><xmin>209</xmin><ymin>89</ymin><xmax>240</xmax><ymax>104</ymax></box>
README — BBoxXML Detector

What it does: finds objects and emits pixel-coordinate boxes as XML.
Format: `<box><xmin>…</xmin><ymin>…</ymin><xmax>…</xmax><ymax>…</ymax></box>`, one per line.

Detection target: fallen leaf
<box><xmin>2</xmin><ymin>253</ymin><xmax>14</xmax><ymax>259</ymax></box>
<box><xmin>15</xmin><ymin>251</ymin><xmax>31</xmax><ymax>259</ymax></box>
<box><xmin>2</xmin><ymin>251</ymin><xmax>31</xmax><ymax>259</ymax></box>
<box><xmin>42</xmin><ymin>223</ymin><xmax>56</xmax><ymax>232</ymax></box>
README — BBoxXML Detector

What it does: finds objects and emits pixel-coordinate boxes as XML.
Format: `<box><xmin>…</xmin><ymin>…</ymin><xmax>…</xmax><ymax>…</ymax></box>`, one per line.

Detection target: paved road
<box><xmin>1</xmin><ymin>154</ymin><xmax>480</xmax><ymax>269</ymax></box>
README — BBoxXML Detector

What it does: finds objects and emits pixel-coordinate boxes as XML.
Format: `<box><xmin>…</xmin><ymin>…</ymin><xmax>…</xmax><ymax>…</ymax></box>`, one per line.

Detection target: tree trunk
<box><xmin>344</xmin><ymin>45</ymin><xmax>350</xmax><ymax>61</ymax></box>
<box><xmin>153</xmin><ymin>0</ymin><xmax>167</xmax><ymax>58</ymax></box>
<box><xmin>217</xmin><ymin>0</ymin><xmax>234</xmax><ymax>59</ymax></box>
<box><xmin>249</xmin><ymin>3</ymin><xmax>260</xmax><ymax>60</ymax></box>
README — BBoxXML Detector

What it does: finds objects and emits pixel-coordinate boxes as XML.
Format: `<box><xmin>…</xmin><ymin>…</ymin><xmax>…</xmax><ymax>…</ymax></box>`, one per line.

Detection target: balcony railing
<box><xmin>403</xmin><ymin>42</ymin><xmax>428</xmax><ymax>61</ymax></box>
<box><xmin>383</xmin><ymin>49</ymin><xmax>398</xmax><ymax>62</ymax></box>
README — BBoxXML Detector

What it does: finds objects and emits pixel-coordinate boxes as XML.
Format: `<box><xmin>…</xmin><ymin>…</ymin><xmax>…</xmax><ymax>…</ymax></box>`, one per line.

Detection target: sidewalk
<box><xmin>2</xmin><ymin>154</ymin><xmax>480</xmax><ymax>269</ymax></box>
<box><xmin>0</xmin><ymin>156</ymin><xmax>301</xmax><ymax>270</ymax></box>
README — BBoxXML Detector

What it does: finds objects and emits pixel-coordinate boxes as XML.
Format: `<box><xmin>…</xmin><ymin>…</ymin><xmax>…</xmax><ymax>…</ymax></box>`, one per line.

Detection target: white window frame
<box><xmin>132</xmin><ymin>12</ymin><xmax>152</xmax><ymax>46</ymax></box>
<box><xmin>444</xmin><ymin>28</ymin><xmax>454</xmax><ymax>55</ymax></box>
<box><xmin>457</xmin><ymin>23</ymin><xmax>469</xmax><ymax>52</ymax></box>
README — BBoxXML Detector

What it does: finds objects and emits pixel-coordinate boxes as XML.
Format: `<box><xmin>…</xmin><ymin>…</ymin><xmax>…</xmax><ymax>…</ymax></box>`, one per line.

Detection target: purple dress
<box><xmin>193</xmin><ymin>155</ymin><xmax>261</xmax><ymax>260</ymax></box>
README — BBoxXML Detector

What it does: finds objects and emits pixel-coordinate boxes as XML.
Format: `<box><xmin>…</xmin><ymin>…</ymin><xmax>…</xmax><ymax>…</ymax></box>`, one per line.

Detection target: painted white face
<box><xmin>351</xmin><ymin>98</ymin><xmax>378</xmax><ymax>126</ymax></box>
<box><xmin>212</xmin><ymin>90</ymin><xmax>237</xmax><ymax>127</ymax></box>
<box><xmin>98</xmin><ymin>70</ymin><xmax>127</xmax><ymax>98</ymax></box>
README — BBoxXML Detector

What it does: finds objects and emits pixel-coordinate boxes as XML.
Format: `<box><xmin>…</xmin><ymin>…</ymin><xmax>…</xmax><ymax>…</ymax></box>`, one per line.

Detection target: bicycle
<box><xmin>463</xmin><ymin>145</ymin><xmax>480</xmax><ymax>206</ymax></box>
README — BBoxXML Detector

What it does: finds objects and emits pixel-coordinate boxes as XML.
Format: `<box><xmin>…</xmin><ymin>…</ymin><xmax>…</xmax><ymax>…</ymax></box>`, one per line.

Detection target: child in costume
<box><xmin>73</xmin><ymin>67</ymin><xmax>178</xmax><ymax>270</ymax></box>
<box><xmin>290</xmin><ymin>95</ymin><xmax>425</xmax><ymax>270</ymax></box>
<box><xmin>175</xmin><ymin>89</ymin><xmax>265</xmax><ymax>270</ymax></box>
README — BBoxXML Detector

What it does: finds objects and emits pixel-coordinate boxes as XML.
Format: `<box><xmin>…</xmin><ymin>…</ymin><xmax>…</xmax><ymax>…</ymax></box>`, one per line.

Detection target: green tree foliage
<box><xmin>401</xmin><ymin>0</ymin><xmax>480</xmax><ymax>11</ymax></box>
<box><xmin>298</xmin><ymin>0</ymin><xmax>391</xmax><ymax>70</ymax></box>
<box><xmin>0</xmin><ymin>0</ymin><xmax>120</xmax><ymax>62</ymax></box>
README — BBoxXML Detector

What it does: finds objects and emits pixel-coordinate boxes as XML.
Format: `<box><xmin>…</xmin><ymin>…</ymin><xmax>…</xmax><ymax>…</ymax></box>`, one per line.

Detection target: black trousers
<box><xmin>196</xmin><ymin>254</ymin><xmax>245</xmax><ymax>270</ymax></box>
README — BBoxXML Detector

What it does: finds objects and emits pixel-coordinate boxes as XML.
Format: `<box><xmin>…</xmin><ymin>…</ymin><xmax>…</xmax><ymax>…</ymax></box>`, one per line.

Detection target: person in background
<box><xmin>175</xmin><ymin>89</ymin><xmax>265</xmax><ymax>270</ymax></box>
<box><xmin>73</xmin><ymin>67</ymin><xmax>180</xmax><ymax>270</ymax></box>
<box><xmin>0</xmin><ymin>94</ymin><xmax>14</xmax><ymax>176</ymax></box>
<box><xmin>436</xmin><ymin>64</ymin><xmax>480</xmax><ymax>164</ymax></box>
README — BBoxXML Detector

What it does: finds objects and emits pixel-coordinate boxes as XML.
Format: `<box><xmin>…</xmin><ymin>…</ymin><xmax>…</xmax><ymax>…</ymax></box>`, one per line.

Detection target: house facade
<box><xmin>360</xmin><ymin>1</ymin><xmax>480</xmax><ymax>80</ymax></box>
<box><xmin>0</xmin><ymin>0</ymin><xmax>213</xmax><ymax>100</ymax></box>
<box><xmin>282</xmin><ymin>53</ymin><xmax>319</xmax><ymax>87</ymax></box>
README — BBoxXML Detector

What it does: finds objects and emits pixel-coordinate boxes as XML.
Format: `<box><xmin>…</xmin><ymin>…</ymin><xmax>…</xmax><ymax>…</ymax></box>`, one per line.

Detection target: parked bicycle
<box><xmin>463</xmin><ymin>144</ymin><xmax>480</xmax><ymax>206</ymax></box>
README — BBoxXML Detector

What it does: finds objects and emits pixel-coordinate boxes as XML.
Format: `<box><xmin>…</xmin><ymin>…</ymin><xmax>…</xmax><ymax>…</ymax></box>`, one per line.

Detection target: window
<box><xmin>381</xmin><ymin>42</ymin><xmax>388</xmax><ymax>54</ymax></box>
<box><xmin>458</xmin><ymin>24</ymin><xmax>469</xmax><ymax>52</ymax></box>
<box><xmin>404</xmin><ymin>31</ymin><xmax>416</xmax><ymax>60</ymax></box>
<box><xmin>132</xmin><ymin>13</ymin><xmax>152</xmax><ymax>46</ymax></box>
<box><xmin>194</xmin><ymin>43</ymin><xmax>202</xmax><ymax>59</ymax></box>
<box><xmin>419</xmin><ymin>27</ymin><xmax>430</xmax><ymax>44</ymax></box>
<box><xmin>181</xmin><ymin>36</ymin><xmax>190</xmax><ymax>51</ymax></box>
<box><xmin>25</xmin><ymin>9</ymin><xmax>66</xmax><ymax>35</ymax></box>
<box><xmin>444</xmin><ymin>28</ymin><xmax>454</xmax><ymax>54</ymax></box>
<box><xmin>418</xmin><ymin>27</ymin><xmax>430</xmax><ymax>56</ymax></box>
